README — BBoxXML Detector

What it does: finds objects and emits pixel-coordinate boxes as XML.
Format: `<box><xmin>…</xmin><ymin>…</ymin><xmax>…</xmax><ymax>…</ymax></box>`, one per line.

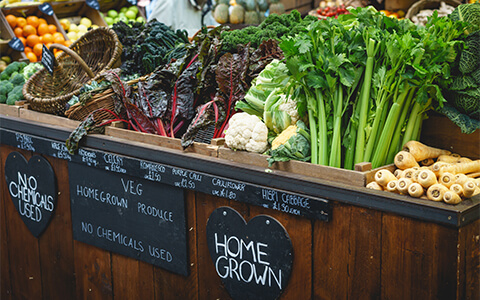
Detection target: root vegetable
<box><xmin>394</xmin><ymin>169</ymin><xmax>404</xmax><ymax>178</ymax></box>
<box><xmin>450</xmin><ymin>183</ymin><xmax>464</xmax><ymax>197</ymax></box>
<box><xmin>420</xmin><ymin>158</ymin><xmax>435</xmax><ymax>166</ymax></box>
<box><xmin>455</xmin><ymin>173</ymin><xmax>470</xmax><ymax>186</ymax></box>
<box><xmin>366</xmin><ymin>181</ymin><xmax>383</xmax><ymax>190</ymax></box>
<box><xmin>467</xmin><ymin>172</ymin><xmax>480</xmax><ymax>178</ymax></box>
<box><xmin>443</xmin><ymin>191</ymin><xmax>462</xmax><ymax>204</ymax></box>
<box><xmin>403</xmin><ymin>141</ymin><xmax>451</xmax><ymax>161</ymax></box>
<box><xmin>403</xmin><ymin>168</ymin><xmax>417</xmax><ymax>180</ymax></box>
<box><xmin>394</xmin><ymin>151</ymin><xmax>420</xmax><ymax>169</ymax></box>
<box><xmin>375</xmin><ymin>169</ymin><xmax>397</xmax><ymax>187</ymax></box>
<box><xmin>439</xmin><ymin>160</ymin><xmax>480</xmax><ymax>176</ymax></box>
<box><xmin>386</xmin><ymin>180</ymin><xmax>398</xmax><ymax>193</ymax></box>
<box><xmin>437</xmin><ymin>154</ymin><xmax>460</xmax><ymax>163</ymax></box>
<box><xmin>418</xmin><ymin>169</ymin><xmax>438</xmax><ymax>188</ymax></box>
<box><xmin>439</xmin><ymin>172</ymin><xmax>456</xmax><ymax>188</ymax></box>
<box><xmin>427</xmin><ymin>184</ymin><xmax>449</xmax><ymax>202</ymax></box>
<box><xmin>431</xmin><ymin>162</ymin><xmax>450</xmax><ymax>176</ymax></box>
<box><xmin>458</xmin><ymin>157</ymin><xmax>472</xmax><ymax>163</ymax></box>
<box><xmin>397</xmin><ymin>178</ymin><xmax>413</xmax><ymax>194</ymax></box>
<box><xmin>408</xmin><ymin>182</ymin><xmax>424</xmax><ymax>198</ymax></box>
<box><xmin>463</xmin><ymin>180</ymin><xmax>480</xmax><ymax>198</ymax></box>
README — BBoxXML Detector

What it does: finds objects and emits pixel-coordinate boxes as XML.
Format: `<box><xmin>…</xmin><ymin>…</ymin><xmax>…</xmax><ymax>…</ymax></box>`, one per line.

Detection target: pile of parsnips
<box><xmin>367</xmin><ymin>141</ymin><xmax>480</xmax><ymax>204</ymax></box>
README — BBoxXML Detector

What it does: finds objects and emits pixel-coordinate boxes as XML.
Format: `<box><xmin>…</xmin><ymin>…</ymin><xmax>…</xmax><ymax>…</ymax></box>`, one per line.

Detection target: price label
<box><xmin>39</xmin><ymin>3</ymin><xmax>54</xmax><ymax>16</ymax></box>
<box><xmin>126</xmin><ymin>0</ymin><xmax>137</xmax><ymax>5</ymax></box>
<box><xmin>8</xmin><ymin>37</ymin><xmax>24</xmax><ymax>52</ymax></box>
<box><xmin>85</xmin><ymin>0</ymin><xmax>100</xmax><ymax>10</ymax></box>
<box><xmin>41</xmin><ymin>44</ymin><xmax>56</xmax><ymax>75</ymax></box>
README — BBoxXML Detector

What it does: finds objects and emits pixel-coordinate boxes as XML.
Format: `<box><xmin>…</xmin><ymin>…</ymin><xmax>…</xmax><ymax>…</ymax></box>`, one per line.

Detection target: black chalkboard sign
<box><xmin>39</xmin><ymin>2</ymin><xmax>54</xmax><ymax>16</ymax></box>
<box><xmin>206</xmin><ymin>207</ymin><xmax>293</xmax><ymax>300</ymax></box>
<box><xmin>8</xmin><ymin>37</ymin><xmax>24</xmax><ymax>52</ymax></box>
<box><xmin>68</xmin><ymin>162</ymin><xmax>188</xmax><ymax>276</ymax></box>
<box><xmin>86</xmin><ymin>0</ymin><xmax>100</xmax><ymax>10</ymax></box>
<box><xmin>41</xmin><ymin>44</ymin><xmax>55</xmax><ymax>75</ymax></box>
<box><xmin>4</xmin><ymin>152</ymin><xmax>57</xmax><ymax>237</ymax></box>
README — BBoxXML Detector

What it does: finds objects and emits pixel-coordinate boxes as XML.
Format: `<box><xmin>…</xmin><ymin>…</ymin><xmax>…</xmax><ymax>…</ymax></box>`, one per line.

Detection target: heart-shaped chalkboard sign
<box><xmin>4</xmin><ymin>152</ymin><xmax>57</xmax><ymax>237</ymax></box>
<box><xmin>206</xmin><ymin>207</ymin><xmax>293</xmax><ymax>300</ymax></box>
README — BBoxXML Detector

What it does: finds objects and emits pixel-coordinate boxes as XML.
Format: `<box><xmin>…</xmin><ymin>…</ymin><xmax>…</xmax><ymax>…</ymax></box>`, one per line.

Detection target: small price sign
<box><xmin>86</xmin><ymin>0</ymin><xmax>100</xmax><ymax>10</ymax></box>
<box><xmin>41</xmin><ymin>45</ymin><xmax>56</xmax><ymax>75</ymax></box>
<box><xmin>8</xmin><ymin>37</ymin><xmax>24</xmax><ymax>52</ymax></box>
<box><xmin>39</xmin><ymin>3</ymin><xmax>54</xmax><ymax>16</ymax></box>
<box><xmin>126</xmin><ymin>0</ymin><xmax>137</xmax><ymax>5</ymax></box>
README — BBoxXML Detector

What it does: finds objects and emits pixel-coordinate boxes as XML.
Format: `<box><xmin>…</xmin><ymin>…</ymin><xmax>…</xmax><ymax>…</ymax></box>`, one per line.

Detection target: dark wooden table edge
<box><xmin>1</xmin><ymin>114</ymin><xmax>478</xmax><ymax>228</ymax></box>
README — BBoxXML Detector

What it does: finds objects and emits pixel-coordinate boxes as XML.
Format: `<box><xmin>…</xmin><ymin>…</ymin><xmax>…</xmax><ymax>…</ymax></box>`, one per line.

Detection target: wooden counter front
<box><xmin>1</xmin><ymin>115</ymin><xmax>479</xmax><ymax>300</ymax></box>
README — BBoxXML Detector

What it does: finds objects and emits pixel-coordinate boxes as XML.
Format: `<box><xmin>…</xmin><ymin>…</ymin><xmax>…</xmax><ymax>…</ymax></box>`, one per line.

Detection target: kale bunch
<box><xmin>113</xmin><ymin>20</ymin><xmax>189</xmax><ymax>76</ymax></box>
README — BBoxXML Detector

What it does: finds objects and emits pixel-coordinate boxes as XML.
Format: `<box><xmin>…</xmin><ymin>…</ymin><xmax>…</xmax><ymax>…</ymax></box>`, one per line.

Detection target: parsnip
<box><xmin>427</xmin><ymin>184</ymin><xmax>449</xmax><ymax>202</ymax></box>
<box><xmin>408</xmin><ymin>182</ymin><xmax>424</xmax><ymax>198</ymax></box>
<box><xmin>418</xmin><ymin>169</ymin><xmax>438</xmax><ymax>188</ymax></box>
<box><xmin>394</xmin><ymin>151</ymin><xmax>419</xmax><ymax>169</ymax></box>
<box><xmin>386</xmin><ymin>180</ymin><xmax>398</xmax><ymax>193</ymax></box>
<box><xmin>403</xmin><ymin>141</ymin><xmax>451</xmax><ymax>161</ymax></box>
<box><xmin>450</xmin><ymin>184</ymin><xmax>464</xmax><ymax>197</ymax></box>
<box><xmin>439</xmin><ymin>172</ymin><xmax>455</xmax><ymax>188</ymax></box>
<box><xmin>397</xmin><ymin>178</ymin><xmax>412</xmax><ymax>194</ymax></box>
<box><xmin>439</xmin><ymin>160</ymin><xmax>480</xmax><ymax>176</ymax></box>
<box><xmin>443</xmin><ymin>191</ymin><xmax>462</xmax><ymax>205</ymax></box>
<box><xmin>375</xmin><ymin>169</ymin><xmax>397</xmax><ymax>187</ymax></box>
<box><xmin>366</xmin><ymin>181</ymin><xmax>383</xmax><ymax>191</ymax></box>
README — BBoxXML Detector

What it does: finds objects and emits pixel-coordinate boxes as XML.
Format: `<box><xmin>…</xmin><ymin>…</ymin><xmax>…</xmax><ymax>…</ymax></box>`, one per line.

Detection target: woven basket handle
<box><xmin>49</xmin><ymin>43</ymin><xmax>95</xmax><ymax>79</ymax></box>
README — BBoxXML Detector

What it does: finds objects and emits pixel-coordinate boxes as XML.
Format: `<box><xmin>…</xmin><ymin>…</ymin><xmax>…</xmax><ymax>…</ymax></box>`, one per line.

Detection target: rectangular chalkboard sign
<box><xmin>68</xmin><ymin>162</ymin><xmax>188</xmax><ymax>276</ymax></box>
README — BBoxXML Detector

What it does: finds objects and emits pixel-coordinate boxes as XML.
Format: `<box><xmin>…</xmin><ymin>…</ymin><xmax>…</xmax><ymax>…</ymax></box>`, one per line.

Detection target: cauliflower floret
<box><xmin>278</xmin><ymin>94</ymin><xmax>299</xmax><ymax>124</ymax></box>
<box><xmin>224</xmin><ymin>112</ymin><xmax>269</xmax><ymax>153</ymax></box>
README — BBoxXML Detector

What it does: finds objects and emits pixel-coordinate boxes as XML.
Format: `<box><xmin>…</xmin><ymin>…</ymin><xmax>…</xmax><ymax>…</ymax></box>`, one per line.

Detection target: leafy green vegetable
<box><xmin>267</xmin><ymin>120</ymin><xmax>311</xmax><ymax>166</ymax></box>
<box><xmin>438</xmin><ymin>103</ymin><xmax>479</xmax><ymax>134</ymax></box>
<box><xmin>449</xmin><ymin>2</ymin><xmax>480</xmax><ymax>34</ymax></box>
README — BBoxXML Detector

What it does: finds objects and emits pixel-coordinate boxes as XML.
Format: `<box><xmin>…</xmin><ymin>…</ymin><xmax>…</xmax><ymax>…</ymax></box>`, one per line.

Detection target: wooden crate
<box><xmin>52</xmin><ymin>0</ymin><xmax>108</xmax><ymax>29</ymax></box>
<box><xmin>1</xmin><ymin>4</ymin><xmax>68</xmax><ymax>41</ymax></box>
<box><xmin>18</xmin><ymin>106</ymin><xmax>81</xmax><ymax>129</ymax></box>
<box><xmin>104</xmin><ymin>127</ymin><xmax>219</xmax><ymax>157</ymax></box>
<box><xmin>0</xmin><ymin>10</ymin><xmax>28</xmax><ymax>62</ymax></box>
<box><xmin>0</xmin><ymin>103</ymin><xmax>23</xmax><ymax>118</ymax></box>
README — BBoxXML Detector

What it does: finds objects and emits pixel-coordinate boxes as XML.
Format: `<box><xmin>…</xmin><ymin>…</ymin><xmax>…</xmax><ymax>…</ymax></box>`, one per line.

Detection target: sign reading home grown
<box><xmin>68</xmin><ymin>162</ymin><xmax>188</xmax><ymax>276</ymax></box>
<box><xmin>206</xmin><ymin>207</ymin><xmax>293</xmax><ymax>300</ymax></box>
<box><xmin>4</xmin><ymin>152</ymin><xmax>57</xmax><ymax>237</ymax></box>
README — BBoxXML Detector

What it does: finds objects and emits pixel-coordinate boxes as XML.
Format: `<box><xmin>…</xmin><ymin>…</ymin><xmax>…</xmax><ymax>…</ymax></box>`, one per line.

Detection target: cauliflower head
<box><xmin>224</xmin><ymin>112</ymin><xmax>269</xmax><ymax>153</ymax></box>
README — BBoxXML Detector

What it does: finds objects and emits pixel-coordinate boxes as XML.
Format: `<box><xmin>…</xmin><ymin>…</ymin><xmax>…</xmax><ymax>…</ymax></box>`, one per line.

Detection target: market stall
<box><xmin>1</xmin><ymin>0</ymin><xmax>479</xmax><ymax>299</ymax></box>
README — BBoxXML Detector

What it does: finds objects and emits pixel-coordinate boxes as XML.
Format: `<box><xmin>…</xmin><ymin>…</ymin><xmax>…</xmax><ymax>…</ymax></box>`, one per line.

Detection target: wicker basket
<box><xmin>23</xmin><ymin>27</ymin><xmax>122</xmax><ymax>115</ymax></box>
<box><xmin>405</xmin><ymin>0</ymin><xmax>461</xmax><ymax>19</ymax></box>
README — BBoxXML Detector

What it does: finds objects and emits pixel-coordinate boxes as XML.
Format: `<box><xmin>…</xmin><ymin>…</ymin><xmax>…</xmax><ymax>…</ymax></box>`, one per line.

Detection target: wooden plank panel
<box><xmin>464</xmin><ymin>220</ymin><xmax>480</xmax><ymax>300</ymax></box>
<box><xmin>381</xmin><ymin>214</ymin><xmax>458</xmax><ymax>300</ymax></box>
<box><xmin>38</xmin><ymin>156</ymin><xmax>76</xmax><ymax>300</ymax></box>
<box><xmin>74</xmin><ymin>241</ymin><xmax>113</xmax><ymax>299</ymax></box>
<box><xmin>152</xmin><ymin>190</ymin><xmax>198</xmax><ymax>299</ymax></box>
<box><xmin>249</xmin><ymin>205</ymin><xmax>312</xmax><ymax>300</ymax></box>
<box><xmin>112</xmin><ymin>255</ymin><xmax>154</xmax><ymax>300</ymax></box>
<box><xmin>1</xmin><ymin>147</ymin><xmax>43</xmax><ymax>299</ymax></box>
<box><xmin>0</xmin><ymin>146</ymin><xmax>12</xmax><ymax>300</ymax></box>
<box><xmin>313</xmin><ymin>203</ymin><xmax>351</xmax><ymax>299</ymax></box>
<box><xmin>197</xmin><ymin>193</ymin><xmax>232</xmax><ymax>299</ymax></box>
<box><xmin>347</xmin><ymin>207</ymin><xmax>382</xmax><ymax>299</ymax></box>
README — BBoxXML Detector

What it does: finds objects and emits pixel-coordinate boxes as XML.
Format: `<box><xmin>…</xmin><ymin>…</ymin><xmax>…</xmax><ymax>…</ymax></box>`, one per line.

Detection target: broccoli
<box><xmin>6</xmin><ymin>85</ymin><xmax>24</xmax><ymax>105</ymax></box>
<box><xmin>0</xmin><ymin>81</ymin><xmax>14</xmax><ymax>99</ymax></box>
<box><xmin>9</xmin><ymin>73</ymin><xmax>25</xmax><ymax>86</ymax></box>
<box><xmin>23</xmin><ymin>62</ymin><xmax>43</xmax><ymax>79</ymax></box>
<box><xmin>0</xmin><ymin>61</ymin><xmax>27</xmax><ymax>81</ymax></box>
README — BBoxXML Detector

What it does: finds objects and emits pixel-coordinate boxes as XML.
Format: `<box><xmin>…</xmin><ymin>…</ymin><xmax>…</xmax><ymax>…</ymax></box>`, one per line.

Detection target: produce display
<box><xmin>367</xmin><ymin>141</ymin><xmax>480</xmax><ymax>205</ymax></box>
<box><xmin>410</xmin><ymin>2</ymin><xmax>455</xmax><ymax>26</ymax></box>
<box><xmin>101</xmin><ymin>5</ymin><xmax>145</xmax><ymax>27</ymax></box>
<box><xmin>60</xmin><ymin>17</ymin><xmax>98</xmax><ymax>42</ymax></box>
<box><xmin>5</xmin><ymin>14</ymin><xmax>67</xmax><ymax>61</ymax></box>
<box><xmin>213</xmin><ymin>0</ymin><xmax>278</xmax><ymax>25</ymax></box>
<box><xmin>0</xmin><ymin>56</ymin><xmax>12</xmax><ymax>72</ymax></box>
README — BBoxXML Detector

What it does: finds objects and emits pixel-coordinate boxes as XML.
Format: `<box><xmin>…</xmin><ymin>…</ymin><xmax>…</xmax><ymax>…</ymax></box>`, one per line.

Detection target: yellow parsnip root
<box><xmin>431</xmin><ymin>162</ymin><xmax>450</xmax><ymax>177</ymax></box>
<box><xmin>394</xmin><ymin>169</ymin><xmax>404</xmax><ymax>179</ymax></box>
<box><xmin>466</xmin><ymin>172</ymin><xmax>480</xmax><ymax>178</ymax></box>
<box><xmin>403</xmin><ymin>168</ymin><xmax>417</xmax><ymax>180</ymax></box>
<box><xmin>386</xmin><ymin>180</ymin><xmax>398</xmax><ymax>193</ymax></box>
<box><xmin>394</xmin><ymin>151</ymin><xmax>420</xmax><ymax>169</ymax></box>
<box><xmin>420</xmin><ymin>158</ymin><xmax>435</xmax><ymax>166</ymax></box>
<box><xmin>427</xmin><ymin>184</ymin><xmax>449</xmax><ymax>202</ymax></box>
<box><xmin>455</xmin><ymin>174</ymin><xmax>470</xmax><ymax>186</ymax></box>
<box><xmin>437</xmin><ymin>155</ymin><xmax>460</xmax><ymax>163</ymax></box>
<box><xmin>439</xmin><ymin>160</ymin><xmax>480</xmax><ymax>176</ymax></box>
<box><xmin>375</xmin><ymin>170</ymin><xmax>397</xmax><ymax>187</ymax></box>
<box><xmin>439</xmin><ymin>172</ymin><xmax>456</xmax><ymax>188</ymax></box>
<box><xmin>443</xmin><ymin>191</ymin><xmax>462</xmax><ymax>204</ymax></box>
<box><xmin>366</xmin><ymin>182</ymin><xmax>383</xmax><ymax>191</ymax></box>
<box><xmin>408</xmin><ymin>182</ymin><xmax>424</xmax><ymax>198</ymax></box>
<box><xmin>403</xmin><ymin>141</ymin><xmax>451</xmax><ymax>161</ymax></box>
<box><xmin>450</xmin><ymin>184</ymin><xmax>464</xmax><ymax>197</ymax></box>
<box><xmin>458</xmin><ymin>157</ymin><xmax>472</xmax><ymax>163</ymax></box>
<box><xmin>463</xmin><ymin>180</ymin><xmax>479</xmax><ymax>198</ymax></box>
<box><xmin>418</xmin><ymin>169</ymin><xmax>438</xmax><ymax>188</ymax></box>
<box><xmin>397</xmin><ymin>178</ymin><xmax>412</xmax><ymax>194</ymax></box>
